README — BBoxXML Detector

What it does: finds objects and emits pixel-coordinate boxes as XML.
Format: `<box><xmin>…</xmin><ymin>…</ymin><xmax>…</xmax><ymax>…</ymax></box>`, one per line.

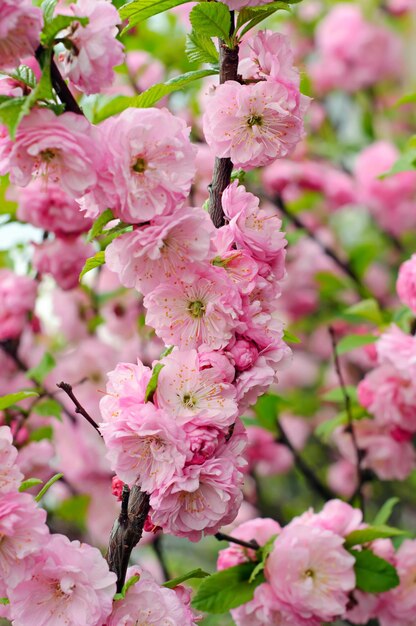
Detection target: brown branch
<box><xmin>208</xmin><ymin>11</ymin><xmax>239</xmax><ymax>228</ymax></box>
<box><xmin>215</xmin><ymin>532</ymin><xmax>259</xmax><ymax>551</ymax></box>
<box><xmin>106</xmin><ymin>484</ymin><xmax>150</xmax><ymax>592</ymax></box>
<box><xmin>35</xmin><ymin>45</ymin><xmax>83</xmax><ymax>115</ymax></box>
<box><xmin>56</xmin><ymin>381</ymin><xmax>101</xmax><ymax>434</ymax></box>
<box><xmin>329</xmin><ymin>326</ymin><xmax>366</xmax><ymax>513</ymax></box>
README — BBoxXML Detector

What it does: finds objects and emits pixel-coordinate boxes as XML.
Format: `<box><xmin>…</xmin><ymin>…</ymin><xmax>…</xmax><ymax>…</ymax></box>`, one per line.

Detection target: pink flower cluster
<box><xmin>351</xmin><ymin>325</ymin><xmax>416</xmax><ymax>480</ymax></box>
<box><xmin>219</xmin><ymin>501</ymin><xmax>360</xmax><ymax>625</ymax></box>
<box><xmin>0</xmin><ymin>0</ymin><xmax>43</xmax><ymax>70</ymax></box>
<box><xmin>397</xmin><ymin>254</ymin><xmax>416</xmax><ymax>313</ymax></box>
<box><xmin>203</xmin><ymin>31</ymin><xmax>308</xmax><ymax>169</ymax></box>
<box><xmin>309</xmin><ymin>4</ymin><xmax>401</xmax><ymax>93</ymax></box>
<box><xmin>0</xmin><ymin>270</ymin><xmax>37</xmax><ymax>341</ymax></box>
<box><xmin>56</xmin><ymin>0</ymin><xmax>124</xmax><ymax>95</ymax></box>
<box><xmin>1</xmin><ymin>424</ymin><xmax>197</xmax><ymax>624</ymax></box>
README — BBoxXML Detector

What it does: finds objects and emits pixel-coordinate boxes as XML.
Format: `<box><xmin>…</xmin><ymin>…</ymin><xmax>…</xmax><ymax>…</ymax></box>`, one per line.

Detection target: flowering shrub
<box><xmin>0</xmin><ymin>0</ymin><xmax>416</xmax><ymax>624</ymax></box>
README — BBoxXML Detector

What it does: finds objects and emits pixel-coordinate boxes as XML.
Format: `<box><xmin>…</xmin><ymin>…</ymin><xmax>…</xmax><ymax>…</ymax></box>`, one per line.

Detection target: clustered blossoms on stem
<box><xmin>0</xmin><ymin>424</ymin><xmax>197</xmax><ymax>625</ymax></box>
<box><xmin>203</xmin><ymin>30</ymin><xmax>309</xmax><ymax>169</ymax></box>
<box><xmin>218</xmin><ymin>500</ymin><xmax>416</xmax><ymax>626</ymax></box>
<box><xmin>0</xmin><ymin>0</ymin><xmax>43</xmax><ymax>70</ymax></box>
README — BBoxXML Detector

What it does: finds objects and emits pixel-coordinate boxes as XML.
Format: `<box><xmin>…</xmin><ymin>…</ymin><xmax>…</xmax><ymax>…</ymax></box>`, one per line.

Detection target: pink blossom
<box><xmin>82</xmin><ymin>108</ymin><xmax>196</xmax><ymax>222</ymax></box>
<box><xmin>105</xmin><ymin>206</ymin><xmax>213</xmax><ymax>295</ymax></box>
<box><xmin>217</xmin><ymin>517</ymin><xmax>281</xmax><ymax>570</ymax></box>
<box><xmin>378</xmin><ymin>540</ymin><xmax>416</xmax><ymax>626</ymax></box>
<box><xmin>17</xmin><ymin>180</ymin><xmax>92</xmax><ymax>235</ymax></box>
<box><xmin>245</xmin><ymin>426</ymin><xmax>293</xmax><ymax>476</ymax></box>
<box><xmin>100</xmin><ymin>403</ymin><xmax>188</xmax><ymax>491</ymax></box>
<box><xmin>355</xmin><ymin>141</ymin><xmax>416</xmax><ymax>236</ymax></box>
<box><xmin>2</xmin><ymin>108</ymin><xmax>99</xmax><ymax>198</ymax></box>
<box><xmin>0</xmin><ymin>425</ymin><xmax>23</xmax><ymax>493</ymax></box>
<box><xmin>106</xmin><ymin>566</ymin><xmax>197</xmax><ymax>625</ymax></box>
<box><xmin>211</xmin><ymin>227</ymin><xmax>259</xmax><ymax>294</ymax></box>
<box><xmin>56</xmin><ymin>0</ymin><xmax>124</xmax><ymax>94</ymax></box>
<box><xmin>150</xmin><ymin>426</ymin><xmax>246</xmax><ymax>541</ymax></box>
<box><xmin>155</xmin><ymin>349</ymin><xmax>238</xmax><ymax>428</ymax></box>
<box><xmin>9</xmin><ymin>533</ymin><xmax>116</xmax><ymax>626</ymax></box>
<box><xmin>347</xmin><ymin>590</ymin><xmax>380</xmax><ymax>625</ymax></box>
<box><xmin>0</xmin><ymin>491</ymin><xmax>48</xmax><ymax>585</ymax></box>
<box><xmin>144</xmin><ymin>266</ymin><xmax>242</xmax><ymax>350</ymax></box>
<box><xmin>229</xmin><ymin>339</ymin><xmax>259</xmax><ymax>371</ymax></box>
<box><xmin>100</xmin><ymin>360</ymin><xmax>152</xmax><ymax>424</ymax></box>
<box><xmin>397</xmin><ymin>254</ymin><xmax>416</xmax><ymax>313</ymax></box>
<box><xmin>0</xmin><ymin>0</ymin><xmax>43</xmax><ymax>70</ymax></box>
<box><xmin>33</xmin><ymin>237</ymin><xmax>94</xmax><ymax>291</ymax></box>
<box><xmin>203</xmin><ymin>80</ymin><xmax>307</xmax><ymax>169</ymax></box>
<box><xmin>300</xmin><ymin>499</ymin><xmax>363</xmax><ymax>537</ymax></box>
<box><xmin>239</xmin><ymin>31</ymin><xmax>299</xmax><ymax>85</ymax></box>
<box><xmin>126</xmin><ymin>51</ymin><xmax>164</xmax><ymax>93</ymax></box>
<box><xmin>197</xmin><ymin>349</ymin><xmax>235</xmax><ymax>384</ymax></box>
<box><xmin>266</xmin><ymin>524</ymin><xmax>355</xmax><ymax>621</ymax></box>
<box><xmin>231</xmin><ymin>583</ymin><xmax>319</xmax><ymax>626</ymax></box>
<box><xmin>0</xmin><ymin>270</ymin><xmax>37</xmax><ymax>341</ymax></box>
<box><xmin>328</xmin><ymin>459</ymin><xmax>358</xmax><ymax>499</ymax></box>
<box><xmin>376</xmin><ymin>325</ymin><xmax>416</xmax><ymax>376</ymax></box>
<box><xmin>222</xmin><ymin>182</ymin><xmax>287</xmax><ymax>262</ymax></box>
<box><xmin>309</xmin><ymin>4</ymin><xmax>401</xmax><ymax>93</ymax></box>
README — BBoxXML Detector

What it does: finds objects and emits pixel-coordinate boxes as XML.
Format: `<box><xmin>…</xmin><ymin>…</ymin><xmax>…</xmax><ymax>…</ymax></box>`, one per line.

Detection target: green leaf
<box><xmin>190</xmin><ymin>3</ymin><xmax>231</xmax><ymax>42</ymax></box>
<box><xmin>41</xmin><ymin>15</ymin><xmax>89</xmax><ymax>46</ymax></box>
<box><xmin>186</xmin><ymin>31</ymin><xmax>219</xmax><ymax>65</ymax></box>
<box><xmin>343</xmin><ymin>299</ymin><xmax>384</xmax><ymax>326</ymax></box>
<box><xmin>54</xmin><ymin>494</ymin><xmax>90</xmax><ymax>530</ymax></box>
<box><xmin>145</xmin><ymin>363</ymin><xmax>165</xmax><ymax>402</ymax></box>
<box><xmin>29</xmin><ymin>425</ymin><xmax>53</xmax><ymax>442</ymax></box>
<box><xmin>35</xmin><ymin>472</ymin><xmax>63</xmax><ymax>502</ymax></box>
<box><xmin>160</xmin><ymin>345</ymin><xmax>174</xmax><ymax>358</ymax></box>
<box><xmin>87</xmin><ymin>209</ymin><xmax>115</xmax><ymax>242</ymax></box>
<box><xmin>336</xmin><ymin>334</ymin><xmax>378</xmax><ymax>355</ymax></box>
<box><xmin>41</xmin><ymin>0</ymin><xmax>58</xmax><ymax>22</ymax></box>
<box><xmin>79</xmin><ymin>251</ymin><xmax>106</xmax><ymax>280</ymax></box>
<box><xmin>114</xmin><ymin>574</ymin><xmax>140</xmax><ymax>600</ymax></box>
<box><xmin>315</xmin><ymin>406</ymin><xmax>367</xmax><ymax>442</ymax></box>
<box><xmin>283</xmin><ymin>329</ymin><xmax>301</xmax><ymax>344</ymax></box>
<box><xmin>164</xmin><ymin>568</ymin><xmax>210</xmax><ymax>589</ymax></box>
<box><xmin>322</xmin><ymin>386</ymin><xmax>358</xmax><ymax>403</ymax></box>
<box><xmin>19</xmin><ymin>477</ymin><xmax>43</xmax><ymax>492</ymax></box>
<box><xmin>8</xmin><ymin>65</ymin><xmax>37</xmax><ymax>89</ymax></box>
<box><xmin>192</xmin><ymin>563</ymin><xmax>265</xmax><ymax>614</ymax></box>
<box><xmin>373</xmin><ymin>498</ymin><xmax>400</xmax><ymax>526</ymax></box>
<box><xmin>95</xmin><ymin>69</ymin><xmax>218</xmax><ymax>122</ymax></box>
<box><xmin>254</xmin><ymin>393</ymin><xmax>279</xmax><ymax>433</ymax></box>
<box><xmin>0</xmin><ymin>598</ymin><xmax>9</xmax><ymax>606</ymax></box>
<box><xmin>27</xmin><ymin>353</ymin><xmax>56</xmax><ymax>385</ymax></box>
<box><xmin>0</xmin><ymin>390</ymin><xmax>39</xmax><ymax>410</ymax></box>
<box><xmin>120</xmin><ymin>0</ymin><xmax>193</xmax><ymax>31</ymax></box>
<box><xmin>15</xmin><ymin>49</ymin><xmax>54</xmax><ymax>131</ymax></box>
<box><xmin>32</xmin><ymin>398</ymin><xmax>62</xmax><ymax>421</ymax></box>
<box><xmin>345</xmin><ymin>525</ymin><xmax>407</xmax><ymax>549</ymax></box>
<box><xmin>237</xmin><ymin>2</ymin><xmax>293</xmax><ymax>37</ymax></box>
<box><xmin>0</xmin><ymin>97</ymin><xmax>27</xmax><ymax>139</ymax></box>
<box><xmin>351</xmin><ymin>549</ymin><xmax>400</xmax><ymax>593</ymax></box>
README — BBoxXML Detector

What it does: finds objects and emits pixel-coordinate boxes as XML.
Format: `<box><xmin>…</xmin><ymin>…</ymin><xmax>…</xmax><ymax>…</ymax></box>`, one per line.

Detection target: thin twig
<box><xmin>56</xmin><ymin>381</ymin><xmax>101</xmax><ymax>434</ymax></box>
<box><xmin>153</xmin><ymin>535</ymin><xmax>170</xmax><ymax>582</ymax></box>
<box><xmin>277</xmin><ymin>420</ymin><xmax>336</xmax><ymax>501</ymax></box>
<box><xmin>215</xmin><ymin>532</ymin><xmax>259</xmax><ymax>551</ymax></box>
<box><xmin>273</xmin><ymin>195</ymin><xmax>374</xmax><ymax>302</ymax></box>
<box><xmin>329</xmin><ymin>326</ymin><xmax>365</xmax><ymax>513</ymax></box>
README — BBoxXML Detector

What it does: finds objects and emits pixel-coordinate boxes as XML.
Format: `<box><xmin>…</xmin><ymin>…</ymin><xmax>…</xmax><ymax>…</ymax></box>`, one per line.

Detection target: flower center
<box><xmin>247</xmin><ymin>115</ymin><xmax>263</xmax><ymax>127</ymax></box>
<box><xmin>304</xmin><ymin>569</ymin><xmax>315</xmax><ymax>579</ymax></box>
<box><xmin>188</xmin><ymin>300</ymin><xmax>205</xmax><ymax>318</ymax></box>
<box><xmin>182</xmin><ymin>393</ymin><xmax>197</xmax><ymax>408</ymax></box>
<box><xmin>40</xmin><ymin>149</ymin><xmax>56</xmax><ymax>163</ymax></box>
<box><xmin>132</xmin><ymin>157</ymin><xmax>147</xmax><ymax>173</ymax></box>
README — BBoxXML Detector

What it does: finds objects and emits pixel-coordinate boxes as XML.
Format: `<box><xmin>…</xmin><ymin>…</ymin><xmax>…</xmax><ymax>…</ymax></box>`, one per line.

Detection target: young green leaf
<box><xmin>19</xmin><ymin>478</ymin><xmax>43</xmax><ymax>492</ymax></box>
<box><xmin>253</xmin><ymin>393</ymin><xmax>279</xmax><ymax>433</ymax></box>
<box><xmin>351</xmin><ymin>549</ymin><xmax>400</xmax><ymax>593</ymax></box>
<box><xmin>145</xmin><ymin>363</ymin><xmax>165</xmax><ymax>402</ymax></box>
<box><xmin>343</xmin><ymin>299</ymin><xmax>384</xmax><ymax>326</ymax></box>
<box><xmin>336</xmin><ymin>334</ymin><xmax>378</xmax><ymax>355</ymax></box>
<box><xmin>345</xmin><ymin>525</ymin><xmax>407</xmax><ymax>549</ymax></box>
<box><xmin>163</xmin><ymin>568</ymin><xmax>209</xmax><ymax>589</ymax></box>
<box><xmin>192</xmin><ymin>562</ymin><xmax>265</xmax><ymax>614</ymax></box>
<box><xmin>373</xmin><ymin>498</ymin><xmax>400</xmax><ymax>526</ymax></box>
<box><xmin>120</xmin><ymin>0</ymin><xmax>193</xmax><ymax>32</ymax></box>
<box><xmin>186</xmin><ymin>31</ymin><xmax>219</xmax><ymax>65</ymax></box>
<box><xmin>41</xmin><ymin>15</ymin><xmax>89</xmax><ymax>46</ymax></box>
<box><xmin>8</xmin><ymin>65</ymin><xmax>37</xmax><ymax>89</ymax></box>
<box><xmin>35</xmin><ymin>473</ymin><xmax>64</xmax><ymax>502</ymax></box>
<box><xmin>283</xmin><ymin>329</ymin><xmax>301</xmax><ymax>344</ymax></box>
<box><xmin>190</xmin><ymin>3</ymin><xmax>231</xmax><ymax>42</ymax></box>
<box><xmin>322</xmin><ymin>386</ymin><xmax>358</xmax><ymax>403</ymax></box>
<box><xmin>87</xmin><ymin>209</ymin><xmax>115</xmax><ymax>242</ymax></box>
<box><xmin>79</xmin><ymin>251</ymin><xmax>106</xmax><ymax>280</ymax></box>
<box><xmin>237</xmin><ymin>3</ymin><xmax>292</xmax><ymax>38</ymax></box>
<box><xmin>114</xmin><ymin>574</ymin><xmax>140</xmax><ymax>600</ymax></box>
<box><xmin>32</xmin><ymin>398</ymin><xmax>62</xmax><ymax>421</ymax></box>
<box><xmin>41</xmin><ymin>0</ymin><xmax>58</xmax><ymax>22</ymax></box>
<box><xmin>0</xmin><ymin>598</ymin><xmax>9</xmax><ymax>606</ymax></box>
<box><xmin>94</xmin><ymin>69</ymin><xmax>218</xmax><ymax>122</ymax></box>
<box><xmin>0</xmin><ymin>390</ymin><xmax>39</xmax><ymax>410</ymax></box>
<box><xmin>27</xmin><ymin>353</ymin><xmax>56</xmax><ymax>385</ymax></box>
<box><xmin>0</xmin><ymin>97</ymin><xmax>27</xmax><ymax>139</ymax></box>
